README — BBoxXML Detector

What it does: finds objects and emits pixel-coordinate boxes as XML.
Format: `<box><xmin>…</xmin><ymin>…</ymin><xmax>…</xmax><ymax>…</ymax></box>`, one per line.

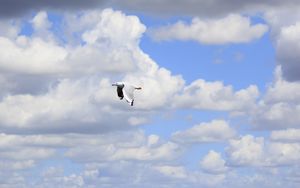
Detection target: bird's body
<box><xmin>112</xmin><ymin>82</ymin><xmax>142</xmax><ymax>106</ymax></box>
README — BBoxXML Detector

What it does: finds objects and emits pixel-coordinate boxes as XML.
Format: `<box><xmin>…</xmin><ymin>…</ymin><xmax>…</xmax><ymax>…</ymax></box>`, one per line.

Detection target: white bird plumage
<box><xmin>112</xmin><ymin>82</ymin><xmax>142</xmax><ymax>106</ymax></box>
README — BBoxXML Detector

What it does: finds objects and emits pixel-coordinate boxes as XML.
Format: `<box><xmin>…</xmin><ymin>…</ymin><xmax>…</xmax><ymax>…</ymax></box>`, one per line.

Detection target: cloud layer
<box><xmin>0</xmin><ymin>4</ymin><xmax>300</xmax><ymax>188</ymax></box>
<box><xmin>150</xmin><ymin>14</ymin><xmax>268</xmax><ymax>44</ymax></box>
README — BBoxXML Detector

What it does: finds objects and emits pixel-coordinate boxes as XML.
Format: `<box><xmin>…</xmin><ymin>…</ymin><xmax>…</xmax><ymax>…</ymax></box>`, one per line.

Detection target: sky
<box><xmin>0</xmin><ymin>1</ymin><xmax>300</xmax><ymax>188</ymax></box>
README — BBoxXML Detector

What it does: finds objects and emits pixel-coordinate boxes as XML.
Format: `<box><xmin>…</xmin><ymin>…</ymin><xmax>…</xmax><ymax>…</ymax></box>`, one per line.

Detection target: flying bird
<box><xmin>112</xmin><ymin>82</ymin><xmax>142</xmax><ymax>106</ymax></box>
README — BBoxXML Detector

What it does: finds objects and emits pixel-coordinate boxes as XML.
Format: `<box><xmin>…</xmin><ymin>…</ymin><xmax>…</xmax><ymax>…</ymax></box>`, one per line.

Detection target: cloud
<box><xmin>252</xmin><ymin>102</ymin><xmax>300</xmax><ymax>130</ymax></box>
<box><xmin>153</xmin><ymin>165</ymin><xmax>188</xmax><ymax>179</ymax></box>
<box><xmin>172</xmin><ymin>120</ymin><xmax>236</xmax><ymax>144</ymax></box>
<box><xmin>150</xmin><ymin>14</ymin><xmax>268</xmax><ymax>44</ymax></box>
<box><xmin>200</xmin><ymin>150</ymin><xmax>229</xmax><ymax>174</ymax></box>
<box><xmin>275</xmin><ymin>23</ymin><xmax>300</xmax><ymax>81</ymax></box>
<box><xmin>0</xmin><ymin>20</ymin><xmax>20</xmax><ymax>39</ymax></box>
<box><xmin>38</xmin><ymin>167</ymin><xmax>84</xmax><ymax>188</ymax></box>
<box><xmin>271</xmin><ymin>129</ymin><xmax>300</xmax><ymax>142</ymax></box>
<box><xmin>1</xmin><ymin>0</ymin><xmax>299</xmax><ymax>19</ymax></box>
<box><xmin>65</xmin><ymin>134</ymin><xmax>181</xmax><ymax>162</ymax></box>
<box><xmin>0</xmin><ymin>160</ymin><xmax>35</xmax><ymax>171</ymax></box>
<box><xmin>250</xmin><ymin>67</ymin><xmax>300</xmax><ymax>130</ymax></box>
<box><xmin>264</xmin><ymin>67</ymin><xmax>300</xmax><ymax>103</ymax></box>
<box><xmin>0</xmin><ymin>131</ymin><xmax>183</xmax><ymax>187</ymax></box>
<box><xmin>0</xmin><ymin>130</ymin><xmax>179</xmax><ymax>164</ymax></box>
<box><xmin>1</xmin><ymin>5</ymin><xmax>300</xmax><ymax>188</ymax></box>
<box><xmin>267</xmin><ymin>142</ymin><xmax>300</xmax><ymax>166</ymax></box>
<box><xmin>263</xmin><ymin>6</ymin><xmax>300</xmax><ymax>82</ymax></box>
<box><xmin>226</xmin><ymin>135</ymin><xmax>265</xmax><ymax>166</ymax></box>
<box><xmin>113</xmin><ymin>0</ymin><xmax>299</xmax><ymax>18</ymax></box>
<box><xmin>0</xmin><ymin>78</ymin><xmax>117</xmax><ymax>133</ymax></box>
<box><xmin>226</xmin><ymin>135</ymin><xmax>300</xmax><ymax>167</ymax></box>
<box><xmin>0</xmin><ymin>9</ymin><xmax>145</xmax><ymax>75</ymax></box>
<box><xmin>173</xmin><ymin>79</ymin><xmax>259</xmax><ymax>111</ymax></box>
<box><xmin>0</xmin><ymin>0</ymin><xmax>107</xmax><ymax>18</ymax></box>
<box><xmin>0</xmin><ymin>9</ymin><xmax>186</xmax><ymax>134</ymax></box>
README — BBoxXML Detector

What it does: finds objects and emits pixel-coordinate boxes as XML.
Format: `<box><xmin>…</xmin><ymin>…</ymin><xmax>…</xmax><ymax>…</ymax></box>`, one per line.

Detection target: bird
<box><xmin>112</xmin><ymin>82</ymin><xmax>142</xmax><ymax>106</ymax></box>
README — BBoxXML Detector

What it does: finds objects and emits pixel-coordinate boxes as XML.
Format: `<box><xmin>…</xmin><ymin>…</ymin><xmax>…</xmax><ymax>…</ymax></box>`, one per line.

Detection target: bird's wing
<box><xmin>123</xmin><ymin>84</ymin><xmax>135</xmax><ymax>103</ymax></box>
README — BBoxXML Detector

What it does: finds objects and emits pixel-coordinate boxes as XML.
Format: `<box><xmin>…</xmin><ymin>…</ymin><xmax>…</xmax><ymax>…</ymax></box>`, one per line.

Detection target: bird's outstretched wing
<box><xmin>123</xmin><ymin>84</ymin><xmax>135</xmax><ymax>104</ymax></box>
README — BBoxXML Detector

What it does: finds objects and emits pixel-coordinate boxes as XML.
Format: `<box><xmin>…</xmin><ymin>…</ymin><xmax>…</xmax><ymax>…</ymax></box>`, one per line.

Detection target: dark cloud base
<box><xmin>1</xmin><ymin>0</ymin><xmax>299</xmax><ymax>18</ymax></box>
<box><xmin>0</xmin><ymin>0</ymin><xmax>107</xmax><ymax>18</ymax></box>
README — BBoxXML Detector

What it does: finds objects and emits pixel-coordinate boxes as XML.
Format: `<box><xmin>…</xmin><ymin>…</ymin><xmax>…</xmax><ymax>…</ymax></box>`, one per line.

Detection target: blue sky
<box><xmin>0</xmin><ymin>1</ymin><xmax>300</xmax><ymax>188</ymax></box>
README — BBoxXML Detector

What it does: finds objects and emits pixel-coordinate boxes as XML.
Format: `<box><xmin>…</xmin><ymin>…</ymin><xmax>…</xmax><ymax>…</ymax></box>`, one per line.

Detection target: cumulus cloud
<box><xmin>1</xmin><ymin>4</ymin><xmax>300</xmax><ymax>188</ymax></box>
<box><xmin>264</xmin><ymin>67</ymin><xmax>300</xmax><ymax>103</ymax></box>
<box><xmin>263</xmin><ymin>6</ymin><xmax>300</xmax><ymax>82</ymax></box>
<box><xmin>65</xmin><ymin>136</ymin><xmax>181</xmax><ymax>162</ymax></box>
<box><xmin>38</xmin><ymin>167</ymin><xmax>84</xmax><ymax>188</ymax></box>
<box><xmin>0</xmin><ymin>131</ymin><xmax>183</xmax><ymax>188</ymax></box>
<box><xmin>200</xmin><ymin>150</ymin><xmax>229</xmax><ymax>174</ymax></box>
<box><xmin>275</xmin><ymin>23</ymin><xmax>300</xmax><ymax>81</ymax></box>
<box><xmin>172</xmin><ymin>120</ymin><xmax>236</xmax><ymax>144</ymax></box>
<box><xmin>0</xmin><ymin>20</ymin><xmax>20</xmax><ymax>39</ymax></box>
<box><xmin>252</xmin><ymin>102</ymin><xmax>300</xmax><ymax>130</ymax></box>
<box><xmin>0</xmin><ymin>9</ymin><xmax>186</xmax><ymax>134</ymax></box>
<box><xmin>226</xmin><ymin>135</ymin><xmax>300</xmax><ymax>167</ymax></box>
<box><xmin>153</xmin><ymin>165</ymin><xmax>188</xmax><ymax>179</ymax></box>
<box><xmin>150</xmin><ymin>14</ymin><xmax>268</xmax><ymax>44</ymax></box>
<box><xmin>226</xmin><ymin>135</ymin><xmax>265</xmax><ymax>166</ymax></box>
<box><xmin>0</xmin><ymin>78</ymin><xmax>125</xmax><ymax>133</ymax></box>
<box><xmin>0</xmin><ymin>131</ymin><xmax>180</xmax><ymax>164</ymax></box>
<box><xmin>250</xmin><ymin>67</ymin><xmax>300</xmax><ymax>130</ymax></box>
<box><xmin>173</xmin><ymin>79</ymin><xmax>259</xmax><ymax>111</ymax></box>
<box><xmin>0</xmin><ymin>9</ymin><xmax>145</xmax><ymax>75</ymax></box>
<box><xmin>267</xmin><ymin>142</ymin><xmax>300</xmax><ymax>166</ymax></box>
<box><xmin>271</xmin><ymin>129</ymin><xmax>300</xmax><ymax>142</ymax></box>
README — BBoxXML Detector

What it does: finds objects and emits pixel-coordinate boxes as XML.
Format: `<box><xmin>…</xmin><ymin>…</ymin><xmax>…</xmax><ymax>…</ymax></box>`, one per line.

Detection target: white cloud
<box><xmin>65</xmin><ymin>140</ymin><xmax>181</xmax><ymax>162</ymax></box>
<box><xmin>264</xmin><ymin>6</ymin><xmax>300</xmax><ymax>81</ymax></box>
<box><xmin>31</xmin><ymin>11</ymin><xmax>53</xmax><ymax>40</ymax></box>
<box><xmin>267</xmin><ymin>142</ymin><xmax>300</xmax><ymax>166</ymax></box>
<box><xmin>1</xmin><ymin>130</ymin><xmax>176</xmax><ymax>163</ymax></box>
<box><xmin>0</xmin><ymin>75</ymin><xmax>182</xmax><ymax>133</ymax></box>
<box><xmin>264</xmin><ymin>67</ymin><xmax>300</xmax><ymax>103</ymax></box>
<box><xmin>150</xmin><ymin>14</ymin><xmax>268</xmax><ymax>44</ymax></box>
<box><xmin>252</xmin><ymin>102</ymin><xmax>300</xmax><ymax>130</ymax></box>
<box><xmin>1</xmin><ymin>6</ymin><xmax>300</xmax><ymax>188</ymax></box>
<box><xmin>226</xmin><ymin>135</ymin><xmax>265</xmax><ymax>166</ymax></box>
<box><xmin>173</xmin><ymin>79</ymin><xmax>259</xmax><ymax>111</ymax></box>
<box><xmin>147</xmin><ymin>134</ymin><xmax>160</xmax><ymax>147</ymax></box>
<box><xmin>39</xmin><ymin>167</ymin><xmax>84</xmax><ymax>188</ymax></box>
<box><xmin>200</xmin><ymin>150</ymin><xmax>229</xmax><ymax>174</ymax></box>
<box><xmin>226</xmin><ymin>135</ymin><xmax>300</xmax><ymax>167</ymax></box>
<box><xmin>271</xmin><ymin>129</ymin><xmax>300</xmax><ymax>142</ymax></box>
<box><xmin>0</xmin><ymin>160</ymin><xmax>35</xmax><ymax>171</ymax></box>
<box><xmin>0</xmin><ymin>36</ymin><xmax>68</xmax><ymax>74</ymax></box>
<box><xmin>172</xmin><ymin>120</ymin><xmax>236</xmax><ymax>144</ymax></box>
<box><xmin>128</xmin><ymin>116</ymin><xmax>148</xmax><ymax>126</ymax></box>
<box><xmin>0</xmin><ymin>9</ymin><xmax>142</xmax><ymax>75</ymax></box>
<box><xmin>0</xmin><ymin>78</ymin><xmax>120</xmax><ymax>133</ymax></box>
<box><xmin>153</xmin><ymin>165</ymin><xmax>188</xmax><ymax>179</ymax></box>
<box><xmin>275</xmin><ymin>22</ymin><xmax>300</xmax><ymax>81</ymax></box>
<box><xmin>0</xmin><ymin>131</ymin><xmax>181</xmax><ymax>184</ymax></box>
<box><xmin>0</xmin><ymin>20</ymin><xmax>20</xmax><ymax>39</ymax></box>
<box><xmin>0</xmin><ymin>9</ymin><xmax>186</xmax><ymax>133</ymax></box>
<box><xmin>250</xmin><ymin>67</ymin><xmax>300</xmax><ymax>130</ymax></box>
